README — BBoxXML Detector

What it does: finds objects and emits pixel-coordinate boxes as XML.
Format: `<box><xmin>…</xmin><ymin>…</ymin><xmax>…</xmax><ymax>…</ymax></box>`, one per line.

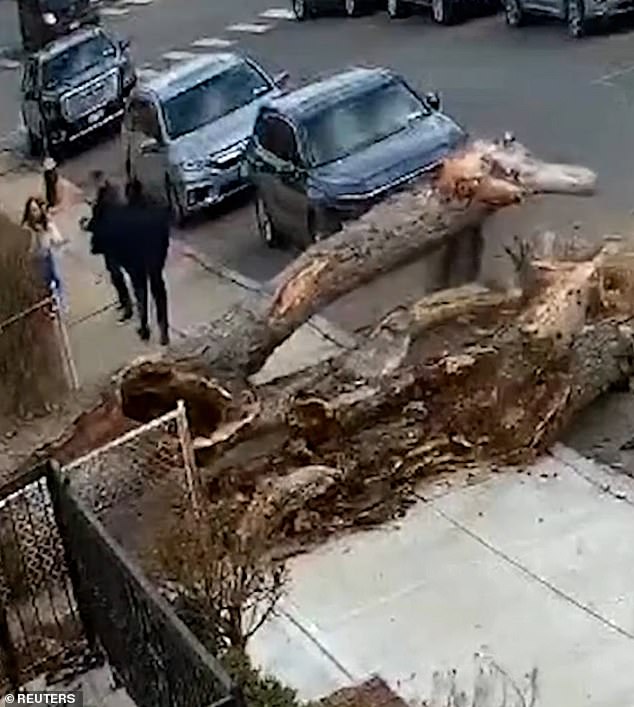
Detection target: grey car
<box><xmin>21</xmin><ymin>26</ymin><xmax>136</xmax><ymax>158</ymax></box>
<box><xmin>387</xmin><ymin>0</ymin><xmax>498</xmax><ymax>24</ymax></box>
<box><xmin>123</xmin><ymin>53</ymin><xmax>289</xmax><ymax>225</ymax></box>
<box><xmin>504</xmin><ymin>0</ymin><xmax>631</xmax><ymax>35</ymax></box>
<box><xmin>292</xmin><ymin>0</ymin><xmax>380</xmax><ymax>19</ymax></box>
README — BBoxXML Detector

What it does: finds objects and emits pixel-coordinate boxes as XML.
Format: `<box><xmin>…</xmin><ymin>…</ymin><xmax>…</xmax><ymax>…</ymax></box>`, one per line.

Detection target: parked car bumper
<box><xmin>316</xmin><ymin>159</ymin><xmax>444</xmax><ymax>234</ymax></box>
<box><xmin>47</xmin><ymin>99</ymin><xmax>124</xmax><ymax>146</ymax></box>
<box><xmin>588</xmin><ymin>0</ymin><xmax>634</xmax><ymax>16</ymax></box>
<box><xmin>178</xmin><ymin>163</ymin><xmax>250</xmax><ymax>214</ymax></box>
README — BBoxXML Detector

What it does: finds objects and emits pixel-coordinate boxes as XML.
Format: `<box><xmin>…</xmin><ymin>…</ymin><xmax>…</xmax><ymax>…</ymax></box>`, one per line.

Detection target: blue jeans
<box><xmin>38</xmin><ymin>249</ymin><xmax>65</xmax><ymax>312</ymax></box>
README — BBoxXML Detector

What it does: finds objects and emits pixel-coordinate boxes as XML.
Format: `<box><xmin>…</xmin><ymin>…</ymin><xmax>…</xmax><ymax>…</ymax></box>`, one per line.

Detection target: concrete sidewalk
<box><xmin>248</xmin><ymin>444</ymin><xmax>634</xmax><ymax>706</ymax></box>
<box><xmin>0</xmin><ymin>161</ymin><xmax>354</xmax><ymax>389</ymax></box>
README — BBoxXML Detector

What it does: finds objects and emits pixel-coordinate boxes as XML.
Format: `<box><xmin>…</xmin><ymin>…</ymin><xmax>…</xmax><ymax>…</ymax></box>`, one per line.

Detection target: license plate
<box><xmin>87</xmin><ymin>109</ymin><xmax>105</xmax><ymax>125</ymax></box>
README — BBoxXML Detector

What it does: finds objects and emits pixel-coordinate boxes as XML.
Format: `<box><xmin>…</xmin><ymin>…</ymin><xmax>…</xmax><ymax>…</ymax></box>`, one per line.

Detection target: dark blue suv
<box><xmin>244</xmin><ymin>67</ymin><xmax>467</xmax><ymax>250</ymax></box>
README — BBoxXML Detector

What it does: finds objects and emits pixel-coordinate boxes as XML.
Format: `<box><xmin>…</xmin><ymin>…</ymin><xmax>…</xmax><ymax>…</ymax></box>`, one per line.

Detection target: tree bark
<box><xmin>143</xmin><ymin>138</ymin><xmax>597</xmax><ymax>383</ymax></box>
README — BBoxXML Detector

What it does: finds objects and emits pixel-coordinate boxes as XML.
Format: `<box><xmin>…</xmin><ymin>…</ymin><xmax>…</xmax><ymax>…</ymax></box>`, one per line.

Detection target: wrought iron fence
<box><xmin>0</xmin><ymin>465</ymin><xmax>82</xmax><ymax>692</ymax></box>
<box><xmin>46</xmin><ymin>463</ymin><xmax>241</xmax><ymax>707</ymax></box>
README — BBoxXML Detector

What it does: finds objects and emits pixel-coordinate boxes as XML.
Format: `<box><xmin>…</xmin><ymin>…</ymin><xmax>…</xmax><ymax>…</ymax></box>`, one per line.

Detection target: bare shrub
<box><xmin>150</xmin><ymin>499</ymin><xmax>287</xmax><ymax>652</ymax></box>
<box><xmin>421</xmin><ymin>653</ymin><xmax>538</xmax><ymax>707</ymax></box>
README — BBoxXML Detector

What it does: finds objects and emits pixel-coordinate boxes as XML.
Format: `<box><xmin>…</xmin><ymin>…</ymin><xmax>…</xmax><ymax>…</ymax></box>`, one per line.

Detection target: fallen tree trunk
<box><xmin>154</xmin><ymin>137</ymin><xmax>596</xmax><ymax>383</ymax></box>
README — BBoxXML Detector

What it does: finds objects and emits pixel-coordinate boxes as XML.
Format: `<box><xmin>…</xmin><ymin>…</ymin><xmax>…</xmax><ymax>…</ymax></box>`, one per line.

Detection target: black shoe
<box><xmin>137</xmin><ymin>326</ymin><xmax>150</xmax><ymax>342</ymax></box>
<box><xmin>159</xmin><ymin>330</ymin><xmax>170</xmax><ymax>346</ymax></box>
<box><xmin>118</xmin><ymin>307</ymin><xmax>133</xmax><ymax>323</ymax></box>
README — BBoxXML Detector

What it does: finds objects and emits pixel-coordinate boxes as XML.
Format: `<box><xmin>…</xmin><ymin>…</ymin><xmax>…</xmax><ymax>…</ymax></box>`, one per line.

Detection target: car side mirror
<box><xmin>425</xmin><ymin>91</ymin><xmax>441</xmax><ymax>111</ymax></box>
<box><xmin>273</xmin><ymin>71</ymin><xmax>290</xmax><ymax>89</ymax></box>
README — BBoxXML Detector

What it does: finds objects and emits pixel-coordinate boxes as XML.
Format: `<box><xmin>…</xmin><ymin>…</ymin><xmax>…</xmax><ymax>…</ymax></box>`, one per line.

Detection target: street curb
<box><xmin>550</xmin><ymin>443</ymin><xmax>634</xmax><ymax>506</ymax></box>
<box><xmin>180</xmin><ymin>245</ymin><xmax>358</xmax><ymax>351</ymax></box>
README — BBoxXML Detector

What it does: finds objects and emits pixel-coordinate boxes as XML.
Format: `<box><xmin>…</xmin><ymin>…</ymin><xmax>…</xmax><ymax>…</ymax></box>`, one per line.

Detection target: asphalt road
<box><xmin>3</xmin><ymin>0</ymin><xmax>634</xmax><ymax>331</ymax></box>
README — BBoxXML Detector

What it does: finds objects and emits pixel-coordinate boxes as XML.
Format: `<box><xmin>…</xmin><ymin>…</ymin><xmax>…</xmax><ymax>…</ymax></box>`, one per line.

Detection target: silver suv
<box><xmin>504</xmin><ymin>0</ymin><xmax>632</xmax><ymax>36</ymax></box>
<box><xmin>123</xmin><ymin>53</ymin><xmax>289</xmax><ymax>225</ymax></box>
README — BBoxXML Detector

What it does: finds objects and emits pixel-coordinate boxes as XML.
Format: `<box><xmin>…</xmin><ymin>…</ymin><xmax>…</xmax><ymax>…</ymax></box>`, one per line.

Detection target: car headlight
<box><xmin>181</xmin><ymin>159</ymin><xmax>206</xmax><ymax>172</ymax></box>
<box><xmin>211</xmin><ymin>147</ymin><xmax>244</xmax><ymax>167</ymax></box>
<box><xmin>42</xmin><ymin>12</ymin><xmax>57</xmax><ymax>25</ymax></box>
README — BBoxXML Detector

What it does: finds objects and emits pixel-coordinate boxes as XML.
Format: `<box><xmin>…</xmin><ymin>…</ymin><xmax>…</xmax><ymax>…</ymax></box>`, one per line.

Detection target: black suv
<box><xmin>21</xmin><ymin>26</ymin><xmax>136</xmax><ymax>158</ymax></box>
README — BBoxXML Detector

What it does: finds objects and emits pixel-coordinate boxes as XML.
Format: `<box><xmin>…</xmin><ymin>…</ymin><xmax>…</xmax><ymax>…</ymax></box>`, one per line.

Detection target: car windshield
<box><xmin>162</xmin><ymin>61</ymin><xmax>272</xmax><ymax>140</ymax></box>
<box><xmin>301</xmin><ymin>79</ymin><xmax>430</xmax><ymax>167</ymax></box>
<box><xmin>42</xmin><ymin>34</ymin><xmax>116</xmax><ymax>87</ymax></box>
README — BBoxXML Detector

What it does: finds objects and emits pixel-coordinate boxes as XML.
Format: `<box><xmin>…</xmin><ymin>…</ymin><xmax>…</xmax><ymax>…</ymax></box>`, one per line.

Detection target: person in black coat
<box><xmin>85</xmin><ymin>171</ymin><xmax>134</xmax><ymax>322</ymax></box>
<box><xmin>124</xmin><ymin>178</ymin><xmax>171</xmax><ymax>346</ymax></box>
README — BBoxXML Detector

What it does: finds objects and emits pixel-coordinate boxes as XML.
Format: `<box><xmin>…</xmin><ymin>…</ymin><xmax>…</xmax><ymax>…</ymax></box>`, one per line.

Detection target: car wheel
<box><xmin>166</xmin><ymin>180</ymin><xmax>186</xmax><ymax>227</ymax></box>
<box><xmin>255</xmin><ymin>195</ymin><xmax>282</xmax><ymax>248</ymax></box>
<box><xmin>292</xmin><ymin>0</ymin><xmax>312</xmax><ymax>19</ymax></box>
<box><xmin>567</xmin><ymin>0</ymin><xmax>586</xmax><ymax>36</ymax></box>
<box><xmin>504</xmin><ymin>0</ymin><xmax>524</xmax><ymax>25</ymax></box>
<box><xmin>432</xmin><ymin>0</ymin><xmax>455</xmax><ymax>24</ymax></box>
<box><xmin>387</xmin><ymin>0</ymin><xmax>408</xmax><ymax>17</ymax></box>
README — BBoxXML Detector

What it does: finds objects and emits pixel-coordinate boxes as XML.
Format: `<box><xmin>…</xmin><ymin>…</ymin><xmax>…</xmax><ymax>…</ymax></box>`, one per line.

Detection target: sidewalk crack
<box><xmin>423</xmin><ymin>496</ymin><xmax>634</xmax><ymax>643</ymax></box>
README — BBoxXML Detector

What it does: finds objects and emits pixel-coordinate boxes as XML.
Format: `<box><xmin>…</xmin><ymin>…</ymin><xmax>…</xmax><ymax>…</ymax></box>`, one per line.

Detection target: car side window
<box><xmin>256</xmin><ymin>115</ymin><xmax>301</xmax><ymax>164</ymax></box>
<box><xmin>126</xmin><ymin>98</ymin><xmax>162</xmax><ymax>142</ymax></box>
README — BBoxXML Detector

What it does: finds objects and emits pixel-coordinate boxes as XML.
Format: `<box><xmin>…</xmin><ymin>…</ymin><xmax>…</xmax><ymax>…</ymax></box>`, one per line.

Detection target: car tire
<box><xmin>387</xmin><ymin>0</ymin><xmax>409</xmax><ymax>17</ymax></box>
<box><xmin>567</xmin><ymin>0</ymin><xmax>587</xmax><ymax>37</ymax></box>
<box><xmin>166</xmin><ymin>179</ymin><xmax>186</xmax><ymax>228</ymax></box>
<box><xmin>432</xmin><ymin>0</ymin><xmax>456</xmax><ymax>24</ymax></box>
<box><xmin>292</xmin><ymin>0</ymin><xmax>314</xmax><ymax>19</ymax></box>
<box><xmin>255</xmin><ymin>195</ymin><xmax>283</xmax><ymax>248</ymax></box>
<box><xmin>504</xmin><ymin>0</ymin><xmax>524</xmax><ymax>25</ymax></box>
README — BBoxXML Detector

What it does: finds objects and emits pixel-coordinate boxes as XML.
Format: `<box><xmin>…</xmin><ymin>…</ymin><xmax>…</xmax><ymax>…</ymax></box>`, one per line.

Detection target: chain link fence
<box><xmin>62</xmin><ymin>400</ymin><xmax>200</xmax><ymax>561</ymax></box>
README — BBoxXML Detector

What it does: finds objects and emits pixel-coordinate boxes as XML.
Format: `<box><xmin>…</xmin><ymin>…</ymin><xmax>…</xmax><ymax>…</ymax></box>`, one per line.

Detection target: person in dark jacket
<box><xmin>85</xmin><ymin>170</ymin><xmax>134</xmax><ymax>322</ymax></box>
<box><xmin>124</xmin><ymin>178</ymin><xmax>171</xmax><ymax>346</ymax></box>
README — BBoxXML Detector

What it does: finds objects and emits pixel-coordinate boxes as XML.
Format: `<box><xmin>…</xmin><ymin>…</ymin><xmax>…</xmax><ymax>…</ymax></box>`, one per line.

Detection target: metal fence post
<box><xmin>0</xmin><ymin>604</ymin><xmax>21</xmax><ymax>694</ymax></box>
<box><xmin>51</xmin><ymin>296</ymin><xmax>79</xmax><ymax>392</ymax></box>
<box><xmin>176</xmin><ymin>400</ymin><xmax>200</xmax><ymax>516</ymax></box>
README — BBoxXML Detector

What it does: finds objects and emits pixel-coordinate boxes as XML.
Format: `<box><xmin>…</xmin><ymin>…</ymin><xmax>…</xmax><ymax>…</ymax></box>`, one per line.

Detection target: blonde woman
<box><xmin>21</xmin><ymin>196</ymin><xmax>67</xmax><ymax>312</ymax></box>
